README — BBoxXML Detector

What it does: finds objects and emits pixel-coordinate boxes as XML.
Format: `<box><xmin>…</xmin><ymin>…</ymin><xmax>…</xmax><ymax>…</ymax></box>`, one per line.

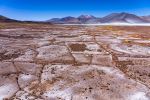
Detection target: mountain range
<box><xmin>1</xmin><ymin>12</ymin><xmax>150</xmax><ymax>24</ymax></box>
<box><xmin>47</xmin><ymin>12</ymin><xmax>150</xmax><ymax>24</ymax></box>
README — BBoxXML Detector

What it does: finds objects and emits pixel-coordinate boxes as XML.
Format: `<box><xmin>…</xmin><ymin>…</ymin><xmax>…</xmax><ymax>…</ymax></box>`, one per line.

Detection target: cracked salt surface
<box><xmin>0</xmin><ymin>24</ymin><xmax>150</xmax><ymax>99</ymax></box>
<box><xmin>111</xmin><ymin>44</ymin><xmax>150</xmax><ymax>56</ymax></box>
<box><xmin>94</xmin><ymin>66</ymin><xmax>125</xmax><ymax>79</ymax></box>
<box><xmin>0</xmin><ymin>84</ymin><xmax>18</xmax><ymax>100</ymax></box>
<box><xmin>41</xmin><ymin>65</ymin><xmax>150</xmax><ymax>100</ymax></box>
<box><xmin>43</xmin><ymin>88</ymin><xmax>72</xmax><ymax>100</ymax></box>
<box><xmin>128</xmin><ymin>92</ymin><xmax>149</xmax><ymax>100</ymax></box>
<box><xmin>86</xmin><ymin>43</ymin><xmax>100</xmax><ymax>51</ymax></box>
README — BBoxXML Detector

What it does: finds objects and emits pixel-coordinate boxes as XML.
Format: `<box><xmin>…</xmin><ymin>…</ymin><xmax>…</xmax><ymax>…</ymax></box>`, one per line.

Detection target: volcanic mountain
<box><xmin>100</xmin><ymin>12</ymin><xmax>148</xmax><ymax>23</ymax></box>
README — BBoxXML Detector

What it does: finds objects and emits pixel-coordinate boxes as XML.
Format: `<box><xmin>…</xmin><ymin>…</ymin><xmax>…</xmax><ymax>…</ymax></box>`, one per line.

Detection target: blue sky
<box><xmin>0</xmin><ymin>0</ymin><xmax>150</xmax><ymax>21</ymax></box>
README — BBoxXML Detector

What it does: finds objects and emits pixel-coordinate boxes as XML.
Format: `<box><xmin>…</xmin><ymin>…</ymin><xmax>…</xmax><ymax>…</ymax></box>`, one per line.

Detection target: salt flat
<box><xmin>0</xmin><ymin>22</ymin><xmax>150</xmax><ymax>100</ymax></box>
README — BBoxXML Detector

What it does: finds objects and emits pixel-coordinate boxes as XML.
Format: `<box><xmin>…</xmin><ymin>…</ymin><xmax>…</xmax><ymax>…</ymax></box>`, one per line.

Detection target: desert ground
<box><xmin>0</xmin><ymin>22</ymin><xmax>150</xmax><ymax>100</ymax></box>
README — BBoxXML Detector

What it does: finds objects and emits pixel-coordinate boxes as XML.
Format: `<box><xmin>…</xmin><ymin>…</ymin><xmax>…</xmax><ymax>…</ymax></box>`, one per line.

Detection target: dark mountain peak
<box><xmin>101</xmin><ymin>12</ymin><xmax>147</xmax><ymax>23</ymax></box>
<box><xmin>0</xmin><ymin>15</ymin><xmax>18</xmax><ymax>22</ymax></box>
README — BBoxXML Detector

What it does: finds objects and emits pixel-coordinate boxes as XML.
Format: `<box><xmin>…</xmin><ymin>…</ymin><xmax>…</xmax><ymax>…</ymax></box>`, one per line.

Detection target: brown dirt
<box><xmin>69</xmin><ymin>43</ymin><xmax>86</xmax><ymax>52</ymax></box>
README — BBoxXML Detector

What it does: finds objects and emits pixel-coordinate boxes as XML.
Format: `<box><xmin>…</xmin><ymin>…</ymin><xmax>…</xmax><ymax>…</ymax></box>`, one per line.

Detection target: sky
<box><xmin>0</xmin><ymin>0</ymin><xmax>150</xmax><ymax>21</ymax></box>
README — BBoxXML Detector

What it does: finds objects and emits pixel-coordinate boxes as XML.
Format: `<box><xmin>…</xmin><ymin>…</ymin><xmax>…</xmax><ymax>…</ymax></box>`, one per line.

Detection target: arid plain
<box><xmin>0</xmin><ymin>23</ymin><xmax>150</xmax><ymax>100</ymax></box>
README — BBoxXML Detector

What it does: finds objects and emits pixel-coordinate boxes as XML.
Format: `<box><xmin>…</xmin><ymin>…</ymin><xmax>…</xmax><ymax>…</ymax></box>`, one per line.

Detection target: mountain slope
<box><xmin>60</xmin><ymin>16</ymin><xmax>80</xmax><ymax>24</ymax></box>
<box><xmin>0</xmin><ymin>15</ymin><xmax>18</xmax><ymax>22</ymax></box>
<box><xmin>78</xmin><ymin>15</ymin><xmax>96</xmax><ymax>23</ymax></box>
<box><xmin>100</xmin><ymin>12</ymin><xmax>148</xmax><ymax>23</ymax></box>
<box><xmin>141</xmin><ymin>15</ymin><xmax>150</xmax><ymax>22</ymax></box>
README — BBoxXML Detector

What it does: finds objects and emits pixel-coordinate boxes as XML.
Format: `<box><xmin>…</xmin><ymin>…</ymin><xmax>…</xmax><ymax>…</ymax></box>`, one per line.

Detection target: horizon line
<box><xmin>1</xmin><ymin>12</ymin><xmax>150</xmax><ymax>21</ymax></box>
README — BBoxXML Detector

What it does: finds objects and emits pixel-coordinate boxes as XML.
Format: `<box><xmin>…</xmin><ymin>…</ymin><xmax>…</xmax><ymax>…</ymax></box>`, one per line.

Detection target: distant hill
<box><xmin>47</xmin><ymin>16</ymin><xmax>80</xmax><ymax>24</ymax></box>
<box><xmin>47</xmin><ymin>12</ymin><xmax>150</xmax><ymax>24</ymax></box>
<box><xmin>0</xmin><ymin>15</ymin><xmax>18</xmax><ymax>22</ymax></box>
<box><xmin>0</xmin><ymin>15</ymin><xmax>52</xmax><ymax>24</ymax></box>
